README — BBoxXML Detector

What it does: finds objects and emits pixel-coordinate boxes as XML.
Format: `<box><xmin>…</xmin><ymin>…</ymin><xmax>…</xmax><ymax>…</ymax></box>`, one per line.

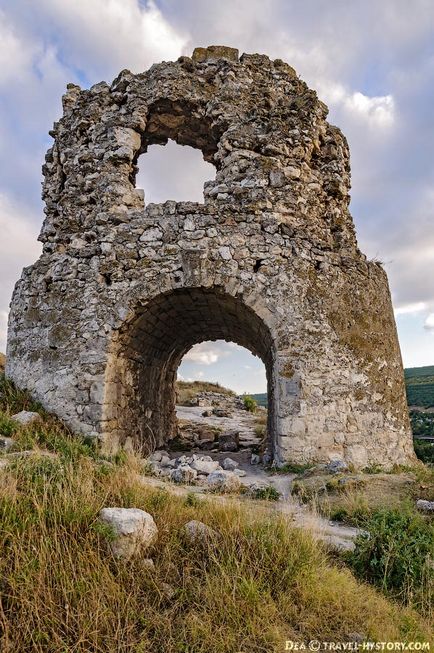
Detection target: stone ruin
<box><xmin>6</xmin><ymin>45</ymin><xmax>415</xmax><ymax>469</ymax></box>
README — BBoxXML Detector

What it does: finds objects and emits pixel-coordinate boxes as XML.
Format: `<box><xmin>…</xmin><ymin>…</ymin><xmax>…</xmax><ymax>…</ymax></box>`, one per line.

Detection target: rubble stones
<box><xmin>416</xmin><ymin>499</ymin><xmax>434</xmax><ymax>513</ymax></box>
<box><xmin>218</xmin><ymin>430</ymin><xmax>240</xmax><ymax>452</ymax></box>
<box><xmin>207</xmin><ymin>470</ymin><xmax>242</xmax><ymax>492</ymax></box>
<box><xmin>326</xmin><ymin>460</ymin><xmax>349</xmax><ymax>474</ymax></box>
<box><xmin>222</xmin><ymin>457</ymin><xmax>239</xmax><ymax>471</ymax></box>
<box><xmin>99</xmin><ymin>507</ymin><xmax>158</xmax><ymax>559</ymax></box>
<box><xmin>6</xmin><ymin>45</ymin><xmax>415</xmax><ymax>470</ymax></box>
<box><xmin>11</xmin><ymin>411</ymin><xmax>41</xmax><ymax>426</ymax></box>
<box><xmin>169</xmin><ymin>465</ymin><xmax>197</xmax><ymax>484</ymax></box>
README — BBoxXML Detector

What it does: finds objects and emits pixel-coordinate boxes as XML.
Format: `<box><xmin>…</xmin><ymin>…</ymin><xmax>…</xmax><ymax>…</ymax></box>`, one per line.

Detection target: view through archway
<box><xmin>104</xmin><ymin>288</ymin><xmax>276</xmax><ymax>460</ymax></box>
<box><xmin>174</xmin><ymin>340</ymin><xmax>269</xmax><ymax>465</ymax></box>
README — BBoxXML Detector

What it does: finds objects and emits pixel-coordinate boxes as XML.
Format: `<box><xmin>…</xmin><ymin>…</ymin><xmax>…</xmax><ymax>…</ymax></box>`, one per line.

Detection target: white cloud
<box><xmin>0</xmin><ymin>193</ymin><xmax>42</xmax><ymax>352</ymax></box>
<box><xmin>36</xmin><ymin>0</ymin><xmax>187</xmax><ymax>76</ymax></box>
<box><xmin>0</xmin><ymin>11</ymin><xmax>36</xmax><ymax>84</ymax></box>
<box><xmin>394</xmin><ymin>302</ymin><xmax>428</xmax><ymax>316</ymax></box>
<box><xmin>424</xmin><ymin>314</ymin><xmax>434</xmax><ymax>331</ymax></box>
<box><xmin>0</xmin><ymin>310</ymin><xmax>8</xmax><ymax>354</ymax></box>
<box><xmin>184</xmin><ymin>343</ymin><xmax>222</xmax><ymax>365</ymax></box>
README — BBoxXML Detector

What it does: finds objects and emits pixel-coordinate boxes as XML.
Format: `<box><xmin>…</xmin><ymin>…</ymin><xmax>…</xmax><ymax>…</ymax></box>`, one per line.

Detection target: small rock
<box><xmin>346</xmin><ymin>633</ymin><xmax>366</xmax><ymax>643</ymax></box>
<box><xmin>212</xmin><ymin>408</ymin><xmax>231</xmax><ymax>418</ymax></box>
<box><xmin>99</xmin><ymin>507</ymin><xmax>158</xmax><ymax>560</ymax></box>
<box><xmin>160</xmin><ymin>582</ymin><xmax>176</xmax><ymax>600</ymax></box>
<box><xmin>182</xmin><ymin>519</ymin><xmax>219</xmax><ymax>545</ymax></box>
<box><xmin>207</xmin><ymin>470</ymin><xmax>241</xmax><ymax>492</ymax></box>
<box><xmin>234</xmin><ymin>468</ymin><xmax>247</xmax><ymax>477</ymax></box>
<box><xmin>170</xmin><ymin>465</ymin><xmax>197</xmax><ymax>484</ymax></box>
<box><xmin>176</xmin><ymin>454</ymin><xmax>193</xmax><ymax>466</ymax></box>
<box><xmin>416</xmin><ymin>499</ymin><xmax>434</xmax><ymax>513</ymax></box>
<box><xmin>147</xmin><ymin>461</ymin><xmax>162</xmax><ymax>476</ymax></box>
<box><xmin>159</xmin><ymin>455</ymin><xmax>172</xmax><ymax>467</ymax></box>
<box><xmin>0</xmin><ymin>437</ymin><xmax>15</xmax><ymax>452</ymax></box>
<box><xmin>191</xmin><ymin>457</ymin><xmax>221</xmax><ymax>475</ymax></box>
<box><xmin>218</xmin><ymin>430</ymin><xmax>239</xmax><ymax>452</ymax></box>
<box><xmin>149</xmin><ymin>451</ymin><xmax>163</xmax><ymax>462</ymax></box>
<box><xmin>326</xmin><ymin>460</ymin><xmax>348</xmax><ymax>474</ymax></box>
<box><xmin>222</xmin><ymin>457</ymin><xmax>239</xmax><ymax>471</ymax></box>
<box><xmin>11</xmin><ymin>411</ymin><xmax>41</xmax><ymax>426</ymax></box>
<box><xmin>142</xmin><ymin>558</ymin><xmax>155</xmax><ymax>571</ymax></box>
<box><xmin>250</xmin><ymin>453</ymin><xmax>261</xmax><ymax>465</ymax></box>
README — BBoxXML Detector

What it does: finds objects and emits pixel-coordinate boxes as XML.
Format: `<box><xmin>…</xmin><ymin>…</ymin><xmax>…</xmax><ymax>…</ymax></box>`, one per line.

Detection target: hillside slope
<box><xmin>405</xmin><ymin>365</ymin><xmax>434</xmax><ymax>408</ymax></box>
<box><xmin>0</xmin><ymin>373</ymin><xmax>432</xmax><ymax>649</ymax></box>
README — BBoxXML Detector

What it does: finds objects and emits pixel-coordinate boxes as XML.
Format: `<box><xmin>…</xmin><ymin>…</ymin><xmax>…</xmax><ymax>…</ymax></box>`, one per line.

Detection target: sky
<box><xmin>1</xmin><ymin>0</ymin><xmax>434</xmax><ymax>394</ymax></box>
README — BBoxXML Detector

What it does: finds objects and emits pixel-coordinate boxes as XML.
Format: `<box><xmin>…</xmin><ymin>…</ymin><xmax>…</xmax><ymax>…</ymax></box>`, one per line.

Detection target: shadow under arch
<box><xmin>103</xmin><ymin>287</ymin><xmax>276</xmax><ymax>456</ymax></box>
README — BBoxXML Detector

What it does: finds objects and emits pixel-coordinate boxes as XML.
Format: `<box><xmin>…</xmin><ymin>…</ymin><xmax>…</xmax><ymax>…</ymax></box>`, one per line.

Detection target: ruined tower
<box><xmin>6</xmin><ymin>46</ymin><xmax>415</xmax><ymax>468</ymax></box>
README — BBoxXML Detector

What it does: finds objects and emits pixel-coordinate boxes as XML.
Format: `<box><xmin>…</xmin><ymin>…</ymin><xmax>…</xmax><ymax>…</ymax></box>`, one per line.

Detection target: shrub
<box><xmin>0</xmin><ymin>413</ymin><xmax>18</xmax><ymax>437</ymax></box>
<box><xmin>243</xmin><ymin>395</ymin><xmax>257</xmax><ymax>413</ymax></box>
<box><xmin>414</xmin><ymin>439</ymin><xmax>434</xmax><ymax>464</ymax></box>
<box><xmin>250</xmin><ymin>486</ymin><xmax>280</xmax><ymax>501</ymax></box>
<box><xmin>348</xmin><ymin>507</ymin><xmax>434</xmax><ymax>612</ymax></box>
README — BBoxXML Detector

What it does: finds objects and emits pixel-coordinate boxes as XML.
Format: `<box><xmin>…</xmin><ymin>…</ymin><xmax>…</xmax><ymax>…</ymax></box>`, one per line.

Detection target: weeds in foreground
<box><xmin>0</xmin><ymin>374</ymin><xmax>432</xmax><ymax>649</ymax></box>
<box><xmin>0</xmin><ymin>453</ymin><xmax>431</xmax><ymax>652</ymax></box>
<box><xmin>348</xmin><ymin>507</ymin><xmax>434</xmax><ymax>618</ymax></box>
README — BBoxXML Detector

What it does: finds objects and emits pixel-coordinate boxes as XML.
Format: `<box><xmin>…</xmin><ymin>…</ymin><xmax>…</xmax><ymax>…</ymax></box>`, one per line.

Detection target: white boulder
<box><xmin>11</xmin><ymin>411</ymin><xmax>41</xmax><ymax>426</ymax></box>
<box><xmin>207</xmin><ymin>470</ymin><xmax>241</xmax><ymax>492</ymax></box>
<box><xmin>99</xmin><ymin>507</ymin><xmax>158</xmax><ymax>559</ymax></box>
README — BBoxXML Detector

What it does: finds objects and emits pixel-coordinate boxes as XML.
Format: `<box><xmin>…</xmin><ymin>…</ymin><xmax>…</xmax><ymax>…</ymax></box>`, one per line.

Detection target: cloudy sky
<box><xmin>1</xmin><ymin>0</ymin><xmax>434</xmax><ymax>393</ymax></box>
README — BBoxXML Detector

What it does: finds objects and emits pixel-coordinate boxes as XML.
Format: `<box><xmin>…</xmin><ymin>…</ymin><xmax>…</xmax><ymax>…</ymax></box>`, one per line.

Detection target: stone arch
<box><xmin>102</xmin><ymin>286</ymin><xmax>277</xmax><ymax>455</ymax></box>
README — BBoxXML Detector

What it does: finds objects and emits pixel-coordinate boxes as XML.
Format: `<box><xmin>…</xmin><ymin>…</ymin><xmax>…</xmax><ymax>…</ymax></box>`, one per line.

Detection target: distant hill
<box><xmin>405</xmin><ymin>365</ymin><xmax>434</xmax><ymax>408</ymax></box>
<box><xmin>249</xmin><ymin>365</ymin><xmax>434</xmax><ymax>410</ymax></box>
<box><xmin>248</xmin><ymin>393</ymin><xmax>267</xmax><ymax>407</ymax></box>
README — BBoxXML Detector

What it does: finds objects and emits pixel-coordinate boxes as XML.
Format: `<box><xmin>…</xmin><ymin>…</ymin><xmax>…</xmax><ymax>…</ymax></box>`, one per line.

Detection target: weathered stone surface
<box><xmin>169</xmin><ymin>465</ymin><xmax>197</xmax><ymax>484</ymax></box>
<box><xmin>219</xmin><ymin>430</ymin><xmax>240</xmax><ymax>452</ymax></box>
<box><xmin>326</xmin><ymin>460</ymin><xmax>349</xmax><ymax>474</ymax></box>
<box><xmin>207</xmin><ymin>470</ymin><xmax>241</xmax><ymax>492</ymax></box>
<box><xmin>11</xmin><ymin>411</ymin><xmax>41</xmax><ymax>426</ymax></box>
<box><xmin>6</xmin><ymin>46</ymin><xmax>415</xmax><ymax>470</ymax></box>
<box><xmin>99</xmin><ymin>507</ymin><xmax>158</xmax><ymax>559</ymax></box>
<box><xmin>416</xmin><ymin>499</ymin><xmax>434</xmax><ymax>513</ymax></box>
<box><xmin>182</xmin><ymin>519</ymin><xmax>219</xmax><ymax>544</ymax></box>
<box><xmin>0</xmin><ymin>437</ymin><xmax>15</xmax><ymax>452</ymax></box>
<box><xmin>190</xmin><ymin>456</ymin><xmax>221</xmax><ymax>475</ymax></box>
<box><xmin>222</xmin><ymin>457</ymin><xmax>239</xmax><ymax>471</ymax></box>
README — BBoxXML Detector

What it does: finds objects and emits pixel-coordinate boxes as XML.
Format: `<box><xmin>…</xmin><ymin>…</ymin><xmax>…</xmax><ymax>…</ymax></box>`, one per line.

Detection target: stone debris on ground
<box><xmin>99</xmin><ymin>507</ymin><xmax>158</xmax><ymax>559</ymax></box>
<box><xmin>11</xmin><ymin>411</ymin><xmax>42</xmax><ymax>426</ymax></box>
<box><xmin>416</xmin><ymin>499</ymin><xmax>434</xmax><ymax>513</ymax></box>
<box><xmin>182</xmin><ymin>519</ymin><xmax>219</xmax><ymax>545</ymax></box>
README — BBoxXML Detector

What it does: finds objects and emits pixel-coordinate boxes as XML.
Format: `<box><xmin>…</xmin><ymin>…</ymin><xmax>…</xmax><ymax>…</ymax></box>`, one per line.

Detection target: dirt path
<box><xmin>141</xmin><ymin>475</ymin><xmax>361</xmax><ymax>552</ymax></box>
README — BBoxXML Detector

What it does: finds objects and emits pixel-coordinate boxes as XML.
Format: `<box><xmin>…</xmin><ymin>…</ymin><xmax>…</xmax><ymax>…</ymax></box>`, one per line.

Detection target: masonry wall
<box><xmin>6</xmin><ymin>46</ymin><xmax>415</xmax><ymax>469</ymax></box>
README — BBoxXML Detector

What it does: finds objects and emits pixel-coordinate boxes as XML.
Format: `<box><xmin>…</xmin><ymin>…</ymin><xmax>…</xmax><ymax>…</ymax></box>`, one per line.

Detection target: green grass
<box><xmin>348</xmin><ymin>507</ymin><xmax>434</xmax><ymax>616</ymax></box>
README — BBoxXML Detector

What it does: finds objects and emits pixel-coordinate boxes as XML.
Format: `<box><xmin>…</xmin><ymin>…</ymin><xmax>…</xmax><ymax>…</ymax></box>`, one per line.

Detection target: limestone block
<box><xmin>99</xmin><ymin>507</ymin><xmax>158</xmax><ymax>559</ymax></box>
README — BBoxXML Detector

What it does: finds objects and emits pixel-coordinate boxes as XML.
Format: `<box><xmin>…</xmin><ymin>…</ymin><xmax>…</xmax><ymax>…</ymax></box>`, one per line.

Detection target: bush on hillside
<box><xmin>243</xmin><ymin>395</ymin><xmax>257</xmax><ymax>413</ymax></box>
<box><xmin>348</xmin><ymin>507</ymin><xmax>434</xmax><ymax>613</ymax></box>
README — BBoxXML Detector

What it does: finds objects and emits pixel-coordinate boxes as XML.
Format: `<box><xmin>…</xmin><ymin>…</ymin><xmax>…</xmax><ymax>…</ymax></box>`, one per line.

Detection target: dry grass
<box><xmin>0</xmin><ymin>451</ymin><xmax>431</xmax><ymax>652</ymax></box>
<box><xmin>176</xmin><ymin>380</ymin><xmax>235</xmax><ymax>406</ymax></box>
<box><xmin>0</xmin><ymin>376</ymin><xmax>432</xmax><ymax>650</ymax></box>
<box><xmin>0</xmin><ymin>352</ymin><xmax>5</xmax><ymax>374</ymax></box>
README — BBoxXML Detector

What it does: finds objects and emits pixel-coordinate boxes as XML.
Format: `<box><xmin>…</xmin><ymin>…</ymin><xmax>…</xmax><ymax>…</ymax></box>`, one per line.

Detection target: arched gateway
<box><xmin>6</xmin><ymin>46</ymin><xmax>415</xmax><ymax>468</ymax></box>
